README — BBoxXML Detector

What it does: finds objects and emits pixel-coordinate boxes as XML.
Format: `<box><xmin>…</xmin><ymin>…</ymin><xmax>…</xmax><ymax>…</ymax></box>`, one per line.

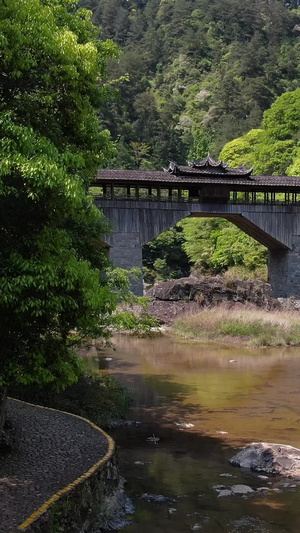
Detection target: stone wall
<box><xmin>23</xmin><ymin>454</ymin><xmax>129</xmax><ymax>533</ymax></box>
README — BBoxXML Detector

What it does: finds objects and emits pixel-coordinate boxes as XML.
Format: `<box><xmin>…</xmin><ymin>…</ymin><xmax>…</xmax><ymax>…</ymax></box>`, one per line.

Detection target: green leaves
<box><xmin>179</xmin><ymin>218</ymin><xmax>267</xmax><ymax>274</ymax></box>
<box><xmin>0</xmin><ymin>0</ymin><xmax>121</xmax><ymax>396</ymax></box>
<box><xmin>142</xmin><ymin>226</ymin><xmax>190</xmax><ymax>281</ymax></box>
<box><xmin>220</xmin><ymin>88</ymin><xmax>300</xmax><ymax>176</ymax></box>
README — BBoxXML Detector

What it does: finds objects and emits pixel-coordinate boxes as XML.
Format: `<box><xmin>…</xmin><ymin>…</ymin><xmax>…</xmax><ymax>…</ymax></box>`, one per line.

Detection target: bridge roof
<box><xmin>95</xmin><ymin>169</ymin><xmax>300</xmax><ymax>189</ymax></box>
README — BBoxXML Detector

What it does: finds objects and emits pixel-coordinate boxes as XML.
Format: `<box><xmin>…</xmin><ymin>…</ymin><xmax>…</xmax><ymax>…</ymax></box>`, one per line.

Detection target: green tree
<box><xmin>219</xmin><ymin>129</ymin><xmax>264</xmax><ymax>168</ymax></box>
<box><xmin>143</xmin><ymin>226</ymin><xmax>191</xmax><ymax>281</ymax></box>
<box><xmin>179</xmin><ymin>218</ymin><xmax>267</xmax><ymax>273</ymax></box>
<box><xmin>0</xmin><ymin>0</ymin><xmax>119</xmax><ymax>429</ymax></box>
<box><xmin>220</xmin><ymin>88</ymin><xmax>300</xmax><ymax>175</ymax></box>
<box><xmin>130</xmin><ymin>141</ymin><xmax>152</xmax><ymax>168</ymax></box>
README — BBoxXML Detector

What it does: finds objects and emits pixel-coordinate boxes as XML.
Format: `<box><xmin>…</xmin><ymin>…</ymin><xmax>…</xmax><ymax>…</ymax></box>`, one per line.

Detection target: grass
<box><xmin>172</xmin><ymin>306</ymin><xmax>300</xmax><ymax>347</ymax></box>
<box><xmin>224</xmin><ymin>265</ymin><xmax>268</xmax><ymax>282</ymax></box>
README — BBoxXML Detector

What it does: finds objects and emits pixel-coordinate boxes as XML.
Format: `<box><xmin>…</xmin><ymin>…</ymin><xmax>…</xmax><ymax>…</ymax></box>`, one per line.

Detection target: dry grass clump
<box><xmin>173</xmin><ymin>306</ymin><xmax>300</xmax><ymax>346</ymax></box>
<box><xmin>224</xmin><ymin>265</ymin><xmax>268</xmax><ymax>282</ymax></box>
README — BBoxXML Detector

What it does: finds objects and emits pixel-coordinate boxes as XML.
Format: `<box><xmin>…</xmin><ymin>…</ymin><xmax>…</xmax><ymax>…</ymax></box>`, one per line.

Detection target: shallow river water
<box><xmin>90</xmin><ymin>334</ymin><xmax>300</xmax><ymax>532</ymax></box>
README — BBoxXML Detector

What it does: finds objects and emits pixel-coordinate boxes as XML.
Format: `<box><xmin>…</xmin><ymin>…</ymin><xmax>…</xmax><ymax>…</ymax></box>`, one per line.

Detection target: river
<box><xmin>89</xmin><ymin>334</ymin><xmax>300</xmax><ymax>532</ymax></box>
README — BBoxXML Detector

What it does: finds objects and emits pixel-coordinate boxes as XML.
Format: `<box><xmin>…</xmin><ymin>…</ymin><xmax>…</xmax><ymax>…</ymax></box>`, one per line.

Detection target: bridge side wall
<box><xmin>238</xmin><ymin>211</ymin><xmax>299</xmax><ymax>250</ymax></box>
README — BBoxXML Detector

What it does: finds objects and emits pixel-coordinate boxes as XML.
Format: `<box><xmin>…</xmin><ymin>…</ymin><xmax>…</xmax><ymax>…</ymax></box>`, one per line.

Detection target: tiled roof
<box><xmin>95</xmin><ymin>169</ymin><xmax>300</xmax><ymax>188</ymax></box>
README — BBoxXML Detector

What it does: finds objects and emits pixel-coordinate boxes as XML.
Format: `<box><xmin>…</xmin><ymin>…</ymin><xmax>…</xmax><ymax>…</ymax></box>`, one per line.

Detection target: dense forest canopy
<box><xmin>80</xmin><ymin>0</ymin><xmax>300</xmax><ymax>167</ymax></box>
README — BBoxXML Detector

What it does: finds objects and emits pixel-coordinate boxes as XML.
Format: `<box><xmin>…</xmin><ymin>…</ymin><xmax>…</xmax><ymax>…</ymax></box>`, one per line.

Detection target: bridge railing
<box><xmin>90</xmin><ymin>188</ymin><xmax>300</xmax><ymax>206</ymax></box>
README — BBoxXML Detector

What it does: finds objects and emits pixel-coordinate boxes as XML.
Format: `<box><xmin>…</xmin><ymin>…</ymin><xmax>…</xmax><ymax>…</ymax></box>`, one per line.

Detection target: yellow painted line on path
<box><xmin>7</xmin><ymin>398</ymin><xmax>115</xmax><ymax>532</ymax></box>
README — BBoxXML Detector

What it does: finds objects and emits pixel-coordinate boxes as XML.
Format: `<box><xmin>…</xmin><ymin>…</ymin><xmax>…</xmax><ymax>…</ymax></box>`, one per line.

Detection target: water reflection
<box><xmin>88</xmin><ymin>334</ymin><xmax>300</xmax><ymax>532</ymax></box>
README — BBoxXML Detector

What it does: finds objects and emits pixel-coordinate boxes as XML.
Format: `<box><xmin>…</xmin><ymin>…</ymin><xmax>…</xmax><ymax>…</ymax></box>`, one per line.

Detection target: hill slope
<box><xmin>80</xmin><ymin>0</ymin><xmax>300</xmax><ymax>167</ymax></box>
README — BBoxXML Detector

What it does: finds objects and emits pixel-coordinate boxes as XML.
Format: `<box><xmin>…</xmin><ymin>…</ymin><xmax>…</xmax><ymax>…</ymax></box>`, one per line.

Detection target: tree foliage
<box><xmin>142</xmin><ymin>226</ymin><xmax>191</xmax><ymax>282</ymax></box>
<box><xmin>0</xmin><ymin>0</ymin><xmax>119</xmax><ymax>398</ymax></box>
<box><xmin>220</xmin><ymin>88</ymin><xmax>300</xmax><ymax>176</ymax></box>
<box><xmin>179</xmin><ymin>218</ymin><xmax>268</xmax><ymax>274</ymax></box>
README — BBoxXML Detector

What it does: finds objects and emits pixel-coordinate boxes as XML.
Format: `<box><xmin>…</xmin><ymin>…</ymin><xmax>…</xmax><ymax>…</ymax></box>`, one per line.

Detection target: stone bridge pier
<box><xmin>269</xmin><ymin>237</ymin><xmax>300</xmax><ymax>299</ymax></box>
<box><xmin>96</xmin><ymin>198</ymin><xmax>300</xmax><ymax>299</ymax></box>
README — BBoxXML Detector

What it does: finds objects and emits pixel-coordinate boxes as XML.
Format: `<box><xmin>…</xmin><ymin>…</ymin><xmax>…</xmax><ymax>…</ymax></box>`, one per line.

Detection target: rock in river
<box><xmin>141</xmin><ymin>493</ymin><xmax>176</xmax><ymax>504</ymax></box>
<box><xmin>230</xmin><ymin>442</ymin><xmax>300</xmax><ymax>478</ymax></box>
<box><xmin>231</xmin><ymin>484</ymin><xmax>254</xmax><ymax>495</ymax></box>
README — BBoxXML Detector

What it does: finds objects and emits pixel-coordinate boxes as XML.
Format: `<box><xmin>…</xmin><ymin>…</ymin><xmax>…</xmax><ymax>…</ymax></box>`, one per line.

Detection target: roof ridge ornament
<box><xmin>167</xmin><ymin>161</ymin><xmax>179</xmax><ymax>174</ymax></box>
<box><xmin>188</xmin><ymin>156</ymin><xmax>228</xmax><ymax>170</ymax></box>
<box><xmin>164</xmin><ymin>158</ymin><xmax>253</xmax><ymax>178</ymax></box>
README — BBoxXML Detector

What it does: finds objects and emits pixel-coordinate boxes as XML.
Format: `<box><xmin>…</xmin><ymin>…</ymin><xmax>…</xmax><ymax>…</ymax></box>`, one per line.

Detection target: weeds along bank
<box><xmin>172</xmin><ymin>306</ymin><xmax>300</xmax><ymax>347</ymax></box>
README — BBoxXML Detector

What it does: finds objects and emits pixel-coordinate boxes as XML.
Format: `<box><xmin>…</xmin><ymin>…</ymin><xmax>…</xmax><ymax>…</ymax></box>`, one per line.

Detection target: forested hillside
<box><xmin>79</xmin><ymin>0</ymin><xmax>300</xmax><ymax>168</ymax></box>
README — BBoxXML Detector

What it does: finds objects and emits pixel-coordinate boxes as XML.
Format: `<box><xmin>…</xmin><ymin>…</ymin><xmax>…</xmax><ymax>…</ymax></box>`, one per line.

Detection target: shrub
<box><xmin>10</xmin><ymin>372</ymin><xmax>132</xmax><ymax>428</ymax></box>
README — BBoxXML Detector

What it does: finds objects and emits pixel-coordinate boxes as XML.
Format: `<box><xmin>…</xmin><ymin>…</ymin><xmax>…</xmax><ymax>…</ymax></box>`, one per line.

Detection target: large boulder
<box><xmin>147</xmin><ymin>276</ymin><xmax>277</xmax><ymax>307</ymax></box>
<box><xmin>146</xmin><ymin>276</ymin><xmax>280</xmax><ymax>324</ymax></box>
<box><xmin>230</xmin><ymin>442</ymin><xmax>300</xmax><ymax>478</ymax></box>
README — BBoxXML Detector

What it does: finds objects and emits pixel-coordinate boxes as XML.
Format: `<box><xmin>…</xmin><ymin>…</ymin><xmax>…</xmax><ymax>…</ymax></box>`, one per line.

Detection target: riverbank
<box><xmin>172</xmin><ymin>306</ymin><xmax>300</xmax><ymax>347</ymax></box>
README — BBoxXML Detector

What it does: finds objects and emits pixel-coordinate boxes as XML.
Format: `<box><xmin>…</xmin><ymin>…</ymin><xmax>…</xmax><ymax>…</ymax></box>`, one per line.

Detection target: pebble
<box><xmin>212</xmin><ymin>485</ymin><xmax>227</xmax><ymax>491</ymax></box>
<box><xmin>174</xmin><ymin>422</ymin><xmax>195</xmax><ymax>428</ymax></box>
<box><xmin>231</xmin><ymin>484</ymin><xmax>254</xmax><ymax>495</ymax></box>
<box><xmin>146</xmin><ymin>435</ymin><xmax>160</xmax><ymax>444</ymax></box>
<box><xmin>141</xmin><ymin>493</ymin><xmax>176</xmax><ymax>504</ymax></box>
<box><xmin>217</xmin><ymin>489</ymin><xmax>232</xmax><ymax>498</ymax></box>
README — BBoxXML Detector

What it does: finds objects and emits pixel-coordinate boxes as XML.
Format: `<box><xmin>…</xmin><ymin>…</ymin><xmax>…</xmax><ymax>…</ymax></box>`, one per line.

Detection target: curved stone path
<box><xmin>0</xmin><ymin>399</ymin><xmax>111</xmax><ymax>533</ymax></box>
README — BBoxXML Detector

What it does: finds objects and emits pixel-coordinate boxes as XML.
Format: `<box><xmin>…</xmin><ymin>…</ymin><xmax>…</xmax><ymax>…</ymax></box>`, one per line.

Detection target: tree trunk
<box><xmin>0</xmin><ymin>387</ymin><xmax>8</xmax><ymax>431</ymax></box>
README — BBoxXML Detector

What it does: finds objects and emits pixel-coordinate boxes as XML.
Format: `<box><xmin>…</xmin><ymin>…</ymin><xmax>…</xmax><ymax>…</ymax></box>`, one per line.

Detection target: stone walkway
<box><xmin>0</xmin><ymin>399</ymin><xmax>110</xmax><ymax>533</ymax></box>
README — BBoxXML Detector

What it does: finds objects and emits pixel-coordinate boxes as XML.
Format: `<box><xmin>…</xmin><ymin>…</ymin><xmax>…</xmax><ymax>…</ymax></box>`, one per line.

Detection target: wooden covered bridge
<box><xmin>91</xmin><ymin>157</ymin><xmax>300</xmax><ymax>297</ymax></box>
